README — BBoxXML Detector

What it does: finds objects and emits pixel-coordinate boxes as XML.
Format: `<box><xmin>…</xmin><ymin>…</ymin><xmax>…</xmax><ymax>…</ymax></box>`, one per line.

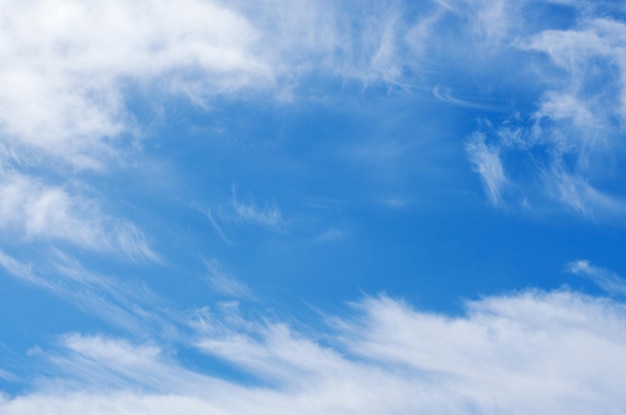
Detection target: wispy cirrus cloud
<box><xmin>567</xmin><ymin>260</ymin><xmax>626</xmax><ymax>297</ymax></box>
<box><xmin>2</xmin><ymin>290</ymin><xmax>626</xmax><ymax>414</ymax></box>
<box><xmin>204</xmin><ymin>259</ymin><xmax>255</xmax><ymax>300</ymax></box>
<box><xmin>465</xmin><ymin>8</ymin><xmax>626</xmax><ymax>217</ymax></box>
<box><xmin>3</xmin><ymin>2</ymin><xmax>626</xmax><ymax>413</ymax></box>
<box><xmin>0</xmin><ymin>0</ymin><xmax>443</xmax><ymax>171</ymax></box>
<box><xmin>465</xmin><ymin>132</ymin><xmax>507</xmax><ymax>205</ymax></box>
<box><xmin>0</xmin><ymin>170</ymin><xmax>156</xmax><ymax>261</ymax></box>
<box><xmin>203</xmin><ymin>187</ymin><xmax>288</xmax><ymax>242</ymax></box>
<box><xmin>5</xmin><ymin>0</ymin><xmax>624</xmax><ymax>224</ymax></box>
<box><xmin>0</xmin><ymin>249</ymin><xmax>168</xmax><ymax>335</ymax></box>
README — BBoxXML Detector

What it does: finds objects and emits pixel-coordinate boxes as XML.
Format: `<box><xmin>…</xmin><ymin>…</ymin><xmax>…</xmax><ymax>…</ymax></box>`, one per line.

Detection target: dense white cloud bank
<box><xmin>2</xmin><ymin>290</ymin><xmax>626</xmax><ymax>414</ymax></box>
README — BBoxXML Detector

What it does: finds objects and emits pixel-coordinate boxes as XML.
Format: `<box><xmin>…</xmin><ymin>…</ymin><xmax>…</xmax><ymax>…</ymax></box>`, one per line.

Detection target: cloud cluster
<box><xmin>2</xmin><ymin>290</ymin><xmax>626</xmax><ymax>414</ymax></box>
<box><xmin>2</xmin><ymin>2</ymin><xmax>626</xmax><ymax>413</ymax></box>
<box><xmin>466</xmin><ymin>4</ymin><xmax>626</xmax><ymax>217</ymax></box>
<box><xmin>0</xmin><ymin>0</ymin><xmax>271</xmax><ymax>169</ymax></box>
<box><xmin>0</xmin><ymin>0</ymin><xmax>424</xmax><ymax>167</ymax></box>
<box><xmin>0</xmin><ymin>0</ymin><xmax>438</xmax><ymax>258</ymax></box>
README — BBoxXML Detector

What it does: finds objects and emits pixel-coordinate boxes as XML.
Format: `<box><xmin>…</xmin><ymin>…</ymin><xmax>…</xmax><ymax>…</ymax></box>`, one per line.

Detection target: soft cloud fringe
<box><xmin>0</xmin><ymin>0</ymin><xmax>429</xmax><ymax>170</ymax></box>
<box><xmin>0</xmin><ymin>171</ymin><xmax>156</xmax><ymax>260</ymax></box>
<box><xmin>467</xmin><ymin>9</ymin><xmax>626</xmax><ymax>216</ymax></box>
<box><xmin>465</xmin><ymin>132</ymin><xmax>506</xmax><ymax>205</ymax></box>
<box><xmin>0</xmin><ymin>0</ymin><xmax>267</xmax><ymax>168</ymax></box>
<box><xmin>567</xmin><ymin>259</ymin><xmax>626</xmax><ymax>296</ymax></box>
<box><xmin>204</xmin><ymin>188</ymin><xmax>288</xmax><ymax>241</ymax></box>
<box><xmin>0</xmin><ymin>250</ymin><xmax>168</xmax><ymax>335</ymax></box>
<box><xmin>545</xmin><ymin>168</ymin><xmax>626</xmax><ymax>218</ymax></box>
<box><xmin>2</xmin><ymin>290</ymin><xmax>626</xmax><ymax>414</ymax></box>
<box><xmin>2</xmin><ymin>0</ymin><xmax>624</xmax><ymax>222</ymax></box>
<box><xmin>1</xmin><ymin>0</ymin><xmax>429</xmax><ymax>257</ymax></box>
<box><xmin>205</xmin><ymin>259</ymin><xmax>255</xmax><ymax>299</ymax></box>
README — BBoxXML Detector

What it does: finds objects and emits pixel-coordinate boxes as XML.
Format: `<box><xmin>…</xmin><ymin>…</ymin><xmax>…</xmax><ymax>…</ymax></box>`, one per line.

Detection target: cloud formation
<box><xmin>205</xmin><ymin>259</ymin><xmax>255</xmax><ymax>299</ymax></box>
<box><xmin>465</xmin><ymin>5</ymin><xmax>626</xmax><ymax>216</ymax></box>
<box><xmin>466</xmin><ymin>132</ymin><xmax>507</xmax><ymax>205</ymax></box>
<box><xmin>2</xmin><ymin>290</ymin><xmax>626</xmax><ymax>414</ymax></box>
<box><xmin>0</xmin><ymin>249</ymin><xmax>167</xmax><ymax>334</ymax></box>
<box><xmin>204</xmin><ymin>187</ymin><xmax>288</xmax><ymax>243</ymax></box>
<box><xmin>0</xmin><ymin>0</ymin><xmax>431</xmax><ymax>170</ymax></box>
<box><xmin>0</xmin><ymin>0</ymin><xmax>271</xmax><ymax>169</ymax></box>
<box><xmin>0</xmin><ymin>171</ymin><xmax>156</xmax><ymax>260</ymax></box>
<box><xmin>2</xmin><ymin>2</ymin><xmax>626</xmax><ymax>414</ymax></box>
<box><xmin>567</xmin><ymin>260</ymin><xmax>626</xmax><ymax>297</ymax></box>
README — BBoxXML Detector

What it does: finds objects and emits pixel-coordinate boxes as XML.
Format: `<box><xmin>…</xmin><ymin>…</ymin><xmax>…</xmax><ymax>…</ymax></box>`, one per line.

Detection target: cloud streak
<box><xmin>465</xmin><ymin>7</ymin><xmax>626</xmax><ymax>217</ymax></box>
<box><xmin>0</xmin><ymin>170</ymin><xmax>156</xmax><ymax>260</ymax></box>
<box><xmin>2</xmin><ymin>2</ymin><xmax>626</xmax><ymax>414</ymax></box>
<box><xmin>466</xmin><ymin>132</ymin><xmax>507</xmax><ymax>205</ymax></box>
<box><xmin>0</xmin><ymin>249</ymin><xmax>169</xmax><ymax>335</ymax></box>
<box><xmin>205</xmin><ymin>259</ymin><xmax>255</xmax><ymax>299</ymax></box>
<box><xmin>567</xmin><ymin>260</ymin><xmax>626</xmax><ymax>297</ymax></box>
<box><xmin>2</xmin><ymin>290</ymin><xmax>626</xmax><ymax>414</ymax></box>
<box><xmin>204</xmin><ymin>187</ymin><xmax>289</xmax><ymax>242</ymax></box>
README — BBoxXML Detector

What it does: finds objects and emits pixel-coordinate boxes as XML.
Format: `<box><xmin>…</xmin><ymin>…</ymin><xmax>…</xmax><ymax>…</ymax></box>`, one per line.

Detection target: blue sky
<box><xmin>2</xmin><ymin>0</ymin><xmax>626</xmax><ymax>413</ymax></box>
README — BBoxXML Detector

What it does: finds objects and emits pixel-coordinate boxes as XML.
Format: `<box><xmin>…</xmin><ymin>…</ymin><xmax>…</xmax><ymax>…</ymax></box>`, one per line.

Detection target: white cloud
<box><xmin>0</xmin><ymin>250</ymin><xmax>42</xmax><ymax>287</ymax></box>
<box><xmin>432</xmin><ymin>85</ymin><xmax>505</xmax><ymax>111</ymax></box>
<box><xmin>544</xmin><ymin>168</ymin><xmax>626</xmax><ymax>218</ymax></box>
<box><xmin>0</xmin><ymin>0</ymin><xmax>270</xmax><ymax>169</ymax></box>
<box><xmin>0</xmin><ymin>250</ymin><xmax>168</xmax><ymax>335</ymax></box>
<box><xmin>2</xmin><ymin>290</ymin><xmax>626</xmax><ymax>414</ymax></box>
<box><xmin>0</xmin><ymin>0</ymin><xmax>443</xmax><ymax>171</ymax></box>
<box><xmin>230</xmin><ymin>197</ymin><xmax>285</xmax><ymax>230</ymax></box>
<box><xmin>465</xmin><ymin>132</ymin><xmax>507</xmax><ymax>205</ymax></box>
<box><xmin>0</xmin><ymin>170</ymin><xmax>156</xmax><ymax>260</ymax></box>
<box><xmin>204</xmin><ymin>187</ymin><xmax>288</xmax><ymax>239</ymax></box>
<box><xmin>567</xmin><ymin>260</ymin><xmax>626</xmax><ymax>296</ymax></box>
<box><xmin>313</xmin><ymin>227</ymin><xmax>345</xmax><ymax>242</ymax></box>
<box><xmin>465</xmin><ymin>12</ymin><xmax>626</xmax><ymax>216</ymax></box>
<box><xmin>205</xmin><ymin>259</ymin><xmax>254</xmax><ymax>299</ymax></box>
